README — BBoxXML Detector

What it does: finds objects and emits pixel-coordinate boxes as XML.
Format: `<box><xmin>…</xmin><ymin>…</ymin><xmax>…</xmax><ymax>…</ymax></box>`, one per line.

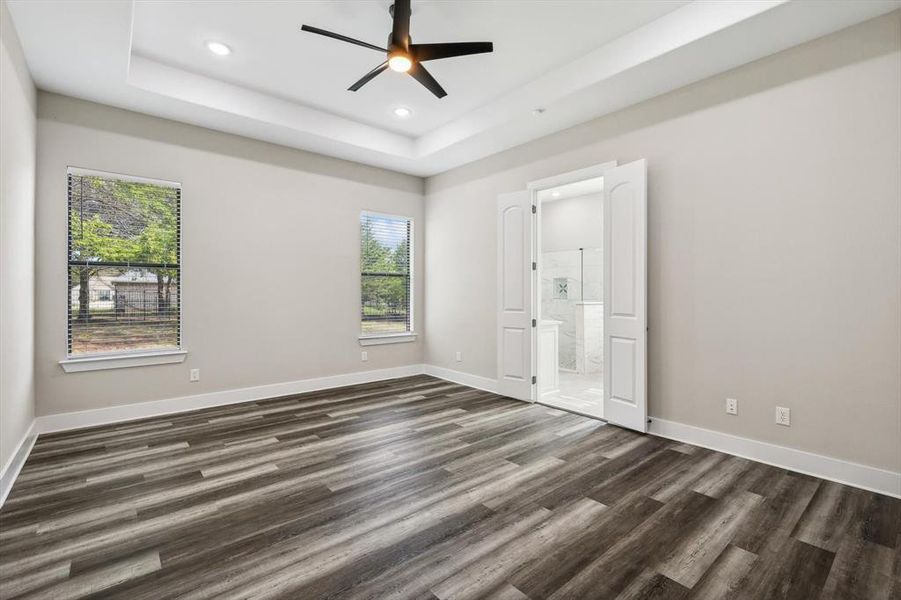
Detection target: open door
<box><xmin>603</xmin><ymin>159</ymin><xmax>648</xmax><ymax>431</ymax></box>
<box><xmin>496</xmin><ymin>190</ymin><xmax>533</xmax><ymax>401</ymax></box>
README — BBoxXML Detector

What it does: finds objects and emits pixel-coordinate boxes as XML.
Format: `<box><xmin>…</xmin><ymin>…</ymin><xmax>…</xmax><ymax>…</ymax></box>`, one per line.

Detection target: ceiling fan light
<box><xmin>388</xmin><ymin>54</ymin><xmax>413</xmax><ymax>73</ymax></box>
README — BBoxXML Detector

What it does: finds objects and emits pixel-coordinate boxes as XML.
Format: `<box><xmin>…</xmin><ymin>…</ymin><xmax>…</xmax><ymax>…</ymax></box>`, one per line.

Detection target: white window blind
<box><xmin>67</xmin><ymin>168</ymin><xmax>181</xmax><ymax>356</ymax></box>
<box><xmin>360</xmin><ymin>212</ymin><xmax>412</xmax><ymax>336</ymax></box>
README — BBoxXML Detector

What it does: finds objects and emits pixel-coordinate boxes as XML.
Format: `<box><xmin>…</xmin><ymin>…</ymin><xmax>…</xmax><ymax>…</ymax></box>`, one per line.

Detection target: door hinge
<box><xmin>531</xmin><ymin>375</ymin><xmax>537</xmax><ymax>385</ymax></box>
<box><xmin>531</xmin><ymin>205</ymin><xmax>537</xmax><ymax>214</ymax></box>
<box><xmin>531</xmin><ymin>318</ymin><xmax>537</xmax><ymax>327</ymax></box>
<box><xmin>532</xmin><ymin>261</ymin><xmax>537</xmax><ymax>271</ymax></box>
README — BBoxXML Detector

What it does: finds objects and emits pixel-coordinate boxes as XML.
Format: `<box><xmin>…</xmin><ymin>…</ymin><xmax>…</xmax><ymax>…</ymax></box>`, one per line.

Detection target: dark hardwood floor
<box><xmin>0</xmin><ymin>375</ymin><xmax>898</xmax><ymax>599</ymax></box>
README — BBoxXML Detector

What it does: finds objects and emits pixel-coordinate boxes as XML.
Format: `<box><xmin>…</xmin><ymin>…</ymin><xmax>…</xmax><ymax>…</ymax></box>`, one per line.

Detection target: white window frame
<box><xmin>358</xmin><ymin>210</ymin><xmax>416</xmax><ymax>346</ymax></box>
<box><xmin>59</xmin><ymin>167</ymin><xmax>187</xmax><ymax>373</ymax></box>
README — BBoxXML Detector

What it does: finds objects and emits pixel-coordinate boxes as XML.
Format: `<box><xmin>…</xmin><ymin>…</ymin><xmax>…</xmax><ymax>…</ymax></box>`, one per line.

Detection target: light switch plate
<box><xmin>189</xmin><ymin>368</ymin><xmax>200</xmax><ymax>382</ymax></box>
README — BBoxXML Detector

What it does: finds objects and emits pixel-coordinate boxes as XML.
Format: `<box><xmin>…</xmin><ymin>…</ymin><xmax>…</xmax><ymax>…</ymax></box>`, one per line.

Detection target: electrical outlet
<box><xmin>189</xmin><ymin>368</ymin><xmax>200</xmax><ymax>382</ymax></box>
<box><xmin>776</xmin><ymin>406</ymin><xmax>791</xmax><ymax>426</ymax></box>
<box><xmin>726</xmin><ymin>398</ymin><xmax>738</xmax><ymax>415</ymax></box>
<box><xmin>361</xmin><ymin>351</ymin><xmax>368</xmax><ymax>362</ymax></box>
<box><xmin>455</xmin><ymin>351</ymin><xmax>462</xmax><ymax>362</ymax></box>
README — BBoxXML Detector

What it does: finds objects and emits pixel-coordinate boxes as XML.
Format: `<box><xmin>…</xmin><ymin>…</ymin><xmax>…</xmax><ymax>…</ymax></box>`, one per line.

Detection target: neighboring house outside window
<box><xmin>67</xmin><ymin>168</ymin><xmax>181</xmax><ymax>356</ymax></box>
<box><xmin>360</xmin><ymin>212</ymin><xmax>413</xmax><ymax>338</ymax></box>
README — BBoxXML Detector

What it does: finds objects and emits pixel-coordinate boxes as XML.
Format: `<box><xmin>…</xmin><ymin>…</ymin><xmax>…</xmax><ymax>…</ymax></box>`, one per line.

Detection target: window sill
<box><xmin>358</xmin><ymin>333</ymin><xmax>417</xmax><ymax>346</ymax></box>
<box><xmin>59</xmin><ymin>349</ymin><xmax>187</xmax><ymax>373</ymax></box>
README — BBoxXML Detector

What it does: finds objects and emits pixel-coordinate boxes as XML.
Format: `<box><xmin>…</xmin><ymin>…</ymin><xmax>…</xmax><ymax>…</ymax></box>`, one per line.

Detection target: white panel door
<box><xmin>603</xmin><ymin>159</ymin><xmax>648</xmax><ymax>431</ymax></box>
<box><xmin>496</xmin><ymin>190</ymin><xmax>533</xmax><ymax>401</ymax></box>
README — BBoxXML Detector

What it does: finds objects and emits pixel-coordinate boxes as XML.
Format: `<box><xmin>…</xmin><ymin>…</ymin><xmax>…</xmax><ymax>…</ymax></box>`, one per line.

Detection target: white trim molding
<box><xmin>649</xmin><ymin>417</ymin><xmax>901</xmax><ymax>499</ymax></box>
<box><xmin>526</xmin><ymin>161</ymin><xmax>617</xmax><ymax>192</ymax></box>
<box><xmin>67</xmin><ymin>166</ymin><xmax>181</xmax><ymax>188</ymax></box>
<box><xmin>60</xmin><ymin>349</ymin><xmax>188</xmax><ymax>373</ymax></box>
<box><xmin>0</xmin><ymin>420</ymin><xmax>38</xmax><ymax>508</ymax></box>
<box><xmin>37</xmin><ymin>365</ymin><xmax>497</xmax><ymax>437</ymax></box>
<box><xmin>423</xmin><ymin>365</ymin><xmax>498</xmax><ymax>395</ymax></box>
<box><xmin>37</xmin><ymin>364</ymin><xmax>425</xmax><ymax>434</ymax></box>
<box><xmin>359</xmin><ymin>333</ymin><xmax>417</xmax><ymax>346</ymax></box>
<box><xmin>10</xmin><ymin>367</ymin><xmax>897</xmax><ymax>506</ymax></box>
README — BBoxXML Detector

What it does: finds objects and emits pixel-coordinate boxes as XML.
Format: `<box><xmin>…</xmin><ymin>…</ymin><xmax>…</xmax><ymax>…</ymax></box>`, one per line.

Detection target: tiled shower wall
<box><xmin>541</xmin><ymin>249</ymin><xmax>603</xmax><ymax>372</ymax></box>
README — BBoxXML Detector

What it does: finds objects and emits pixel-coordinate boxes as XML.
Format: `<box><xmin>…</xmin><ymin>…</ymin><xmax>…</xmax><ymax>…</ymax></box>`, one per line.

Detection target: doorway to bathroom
<box><xmin>536</xmin><ymin>177</ymin><xmax>605</xmax><ymax>419</ymax></box>
<box><xmin>496</xmin><ymin>159</ymin><xmax>648</xmax><ymax>431</ymax></box>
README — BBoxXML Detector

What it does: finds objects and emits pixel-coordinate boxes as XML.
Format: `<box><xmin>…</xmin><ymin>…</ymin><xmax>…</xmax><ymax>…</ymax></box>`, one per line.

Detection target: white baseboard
<box><xmin>12</xmin><ymin>366</ymin><xmax>897</xmax><ymax>504</ymax></box>
<box><xmin>0</xmin><ymin>420</ymin><xmax>38</xmax><ymax>508</ymax></box>
<box><xmin>34</xmin><ymin>365</ymin><xmax>498</xmax><ymax>437</ymax></box>
<box><xmin>649</xmin><ymin>417</ymin><xmax>901</xmax><ymax>499</ymax></box>
<box><xmin>423</xmin><ymin>364</ymin><xmax>498</xmax><ymax>394</ymax></box>
<box><xmin>36</xmin><ymin>364</ymin><xmax>426</xmax><ymax>434</ymax></box>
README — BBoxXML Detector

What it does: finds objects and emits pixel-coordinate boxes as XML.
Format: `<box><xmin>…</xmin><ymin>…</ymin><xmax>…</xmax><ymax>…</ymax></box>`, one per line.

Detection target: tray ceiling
<box><xmin>7</xmin><ymin>0</ymin><xmax>899</xmax><ymax>176</ymax></box>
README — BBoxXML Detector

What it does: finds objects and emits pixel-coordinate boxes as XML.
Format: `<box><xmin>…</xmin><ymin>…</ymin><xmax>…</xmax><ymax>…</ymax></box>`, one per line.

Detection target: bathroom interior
<box><xmin>537</xmin><ymin>177</ymin><xmax>604</xmax><ymax>418</ymax></box>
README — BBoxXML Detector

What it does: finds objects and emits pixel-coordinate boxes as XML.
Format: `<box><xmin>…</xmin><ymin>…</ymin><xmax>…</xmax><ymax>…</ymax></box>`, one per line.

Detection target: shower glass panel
<box><xmin>541</xmin><ymin>248</ymin><xmax>603</xmax><ymax>373</ymax></box>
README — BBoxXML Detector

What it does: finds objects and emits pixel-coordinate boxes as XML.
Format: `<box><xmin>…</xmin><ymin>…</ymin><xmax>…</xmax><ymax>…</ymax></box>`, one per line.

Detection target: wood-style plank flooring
<box><xmin>1</xmin><ymin>375</ymin><xmax>898</xmax><ymax>599</ymax></box>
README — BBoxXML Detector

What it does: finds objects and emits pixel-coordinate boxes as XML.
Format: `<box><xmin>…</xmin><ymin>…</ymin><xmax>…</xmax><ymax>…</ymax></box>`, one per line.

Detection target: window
<box><xmin>360</xmin><ymin>212</ymin><xmax>412</xmax><ymax>338</ymax></box>
<box><xmin>67</xmin><ymin>168</ymin><xmax>181</xmax><ymax>356</ymax></box>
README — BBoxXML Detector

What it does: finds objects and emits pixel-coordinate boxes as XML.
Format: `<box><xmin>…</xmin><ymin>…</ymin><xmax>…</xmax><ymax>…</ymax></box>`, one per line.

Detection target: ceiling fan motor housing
<box><xmin>301</xmin><ymin>0</ymin><xmax>492</xmax><ymax>98</ymax></box>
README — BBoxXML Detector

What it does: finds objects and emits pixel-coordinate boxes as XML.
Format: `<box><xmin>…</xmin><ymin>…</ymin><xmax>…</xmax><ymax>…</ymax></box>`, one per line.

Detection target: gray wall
<box><xmin>424</xmin><ymin>13</ymin><xmax>901</xmax><ymax>472</ymax></box>
<box><xmin>0</xmin><ymin>2</ymin><xmax>36</xmax><ymax>470</ymax></box>
<box><xmin>541</xmin><ymin>193</ymin><xmax>603</xmax><ymax>252</ymax></box>
<box><xmin>16</xmin><ymin>9</ymin><xmax>901</xmax><ymax>476</ymax></box>
<box><xmin>35</xmin><ymin>93</ymin><xmax>424</xmax><ymax>416</ymax></box>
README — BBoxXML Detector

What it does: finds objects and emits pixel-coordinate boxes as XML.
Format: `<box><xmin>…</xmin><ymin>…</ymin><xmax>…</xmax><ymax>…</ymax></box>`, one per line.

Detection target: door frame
<box><xmin>526</xmin><ymin>162</ymin><xmax>618</xmax><ymax>402</ymax></box>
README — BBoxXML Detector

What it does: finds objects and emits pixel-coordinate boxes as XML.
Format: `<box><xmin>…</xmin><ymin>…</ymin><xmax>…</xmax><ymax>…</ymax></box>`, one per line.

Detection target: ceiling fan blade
<box><xmin>348</xmin><ymin>62</ymin><xmax>389</xmax><ymax>92</ymax></box>
<box><xmin>411</xmin><ymin>42</ymin><xmax>493</xmax><ymax>62</ymax></box>
<box><xmin>409</xmin><ymin>62</ymin><xmax>447</xmax><ymax>98</ymax></box>
<box><xmin>301</xmin><ymin>25</ymin><xmax>386</xmax><ymax>52</ymax></box>
<box><xmin>390</xmin><ymin>0</ymin><xmax>412</xmax><ymax>49</ymax></box>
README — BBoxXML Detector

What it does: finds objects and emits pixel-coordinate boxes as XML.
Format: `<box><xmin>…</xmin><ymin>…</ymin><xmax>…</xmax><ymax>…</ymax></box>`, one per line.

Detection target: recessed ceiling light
<box><xmin>551</xmin><ymin>190</ymin><xmax>561</xmax><ymax>198</ymax></box>
<box><xmin>533</xmin><ymin>108</ymin><xmax>546</xmax><ymax>116</ymax></box>
<box><xmin>206</xmin><ymin>41</ymin><xmax>232</xmax><ymax>56</ymax></box>
<box><xmin>393</xmin><ymin>106</ymin><xmax>412</xmax><ymax>118</ymax></box>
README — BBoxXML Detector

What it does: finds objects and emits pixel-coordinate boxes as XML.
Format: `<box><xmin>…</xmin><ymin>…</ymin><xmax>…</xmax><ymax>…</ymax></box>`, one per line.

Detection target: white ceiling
<box><xmin>538</xmin><ymin>177</ymin><xmax>604</xmax><ymax>204</ymax></box>
<box><xmin>7</xmin><ymin>0</ymin><xmax>900</xmax><ymax>176</ymax></box>
<box><xmin>132</xmin><ymin>1</ymin><xmax>687</xmax><ymax>137</ymax></box>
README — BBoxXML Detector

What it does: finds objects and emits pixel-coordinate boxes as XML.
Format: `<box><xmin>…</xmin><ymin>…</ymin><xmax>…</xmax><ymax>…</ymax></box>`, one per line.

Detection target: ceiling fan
<box><xmin>301</xmin><ymin>0</ymin><xmax>493</xmax><ymax>98</ymax></box>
